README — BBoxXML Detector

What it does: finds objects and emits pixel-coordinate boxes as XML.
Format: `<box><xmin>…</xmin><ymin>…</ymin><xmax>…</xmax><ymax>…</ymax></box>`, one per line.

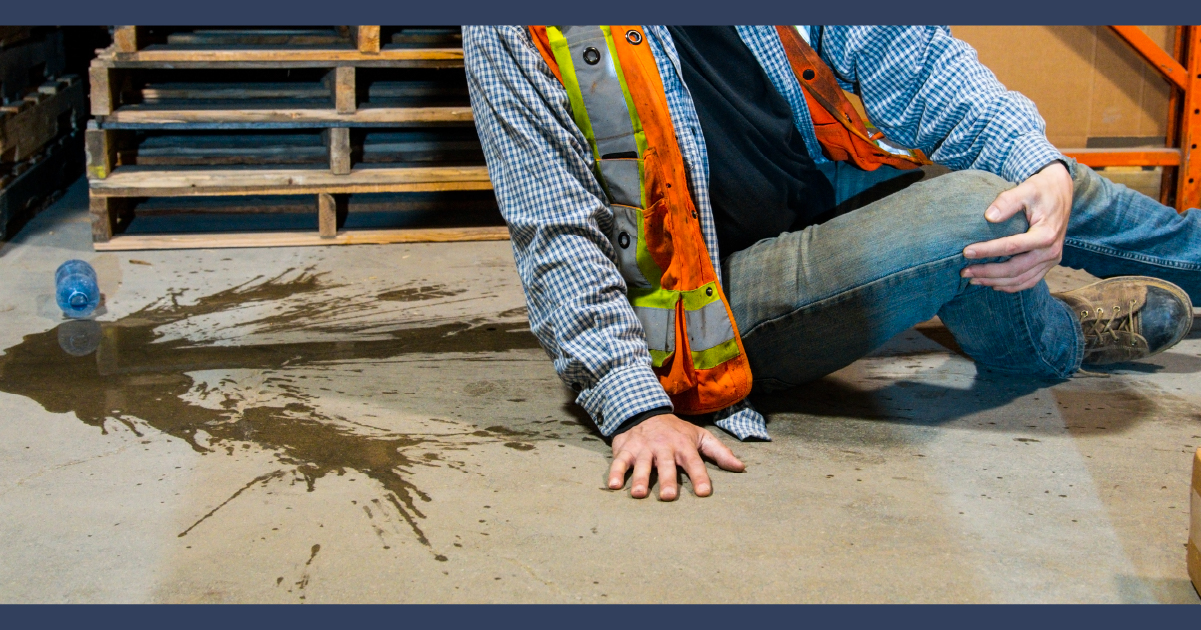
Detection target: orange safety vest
<box><xmin>527</xmin><ymin>26</ymin><xmax>927</xmax><ymax>415</ymax></box>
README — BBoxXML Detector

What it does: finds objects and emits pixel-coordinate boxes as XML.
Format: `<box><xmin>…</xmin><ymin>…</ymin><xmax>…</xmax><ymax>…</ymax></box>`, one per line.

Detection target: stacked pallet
<box><xmin>86</xmin><ymin>26</ymin><xmax>506</xmax><ymax>251</ymax></box>
<box><xmin>1</xmin><ymin>27</ymin><xmax>89</xmax><ymax>240</ymax></box>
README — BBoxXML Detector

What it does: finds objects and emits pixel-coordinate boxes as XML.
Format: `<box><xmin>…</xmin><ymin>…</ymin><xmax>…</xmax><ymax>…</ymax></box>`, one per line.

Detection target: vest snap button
<box><xmin>802</xmin><ymin>68</ymin><xmax>816</xmax><ymax>80</ymax></box>
<box><xmin>582</xmin><ymin>47</ymin><xmax>601</xmax><ymax>65</ymax></box>
<box><xmin>626</xmin><ymin>30</ymin><xmax>643</xmax><ymax>45</ymax></box>
<box><xmin>705</xmin><ymin>287</ymin><xmax>713</xmax><ymax>297</ymax></box>
<box><xmin>618</xmin><ymin>232</ymin><xmax>631</xmax><ymax>249</ymax></box>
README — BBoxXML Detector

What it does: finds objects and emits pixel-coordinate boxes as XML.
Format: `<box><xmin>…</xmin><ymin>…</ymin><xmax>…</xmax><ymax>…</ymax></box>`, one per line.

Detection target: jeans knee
<box><xmin>926</xmin><ymin>170</ymin><xmax>1028</xmax><ymax>245</ymax></box>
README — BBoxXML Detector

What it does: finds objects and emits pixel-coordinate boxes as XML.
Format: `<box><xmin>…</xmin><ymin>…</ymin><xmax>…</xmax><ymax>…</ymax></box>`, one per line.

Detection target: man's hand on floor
<box><xmin>608</xmin><ymin>414</ymin><xmax>744</xmax><ymax>500</ymax></box>
<box><xmin>961</xmin><ymin>161</ymin><xmax>1074</xmax><ymax>293</ymax></box>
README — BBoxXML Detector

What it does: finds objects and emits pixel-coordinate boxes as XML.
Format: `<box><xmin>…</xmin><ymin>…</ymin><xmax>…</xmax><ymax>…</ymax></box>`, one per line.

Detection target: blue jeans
<box><xmin>722</xmin><ymin>161</ymin><xmax>1201</xmax><ymax>392</ymax></box>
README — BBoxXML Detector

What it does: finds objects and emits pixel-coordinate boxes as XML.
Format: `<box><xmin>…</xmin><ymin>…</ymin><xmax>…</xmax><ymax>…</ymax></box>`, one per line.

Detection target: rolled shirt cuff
<box><xmin>1001</xmin><ymin>131</ymin><xmax>1072</xmax><ymax>183</ymax></box>
<box><xmin>713</xmin><ymin>399</ymin><xmax>771</xmax><ymax>441</ymax></box>
<box><xmin>575</xmin><ymin>362</ymin><xmax>674</xmax><ymax>437</ymax></box>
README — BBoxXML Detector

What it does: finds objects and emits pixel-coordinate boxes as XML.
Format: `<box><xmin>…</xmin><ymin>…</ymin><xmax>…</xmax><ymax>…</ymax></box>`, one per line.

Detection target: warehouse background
<box><xmin>0</xmin><ymin>26</ymin><xmax>1187</xmax><ymax>247</ymax></box>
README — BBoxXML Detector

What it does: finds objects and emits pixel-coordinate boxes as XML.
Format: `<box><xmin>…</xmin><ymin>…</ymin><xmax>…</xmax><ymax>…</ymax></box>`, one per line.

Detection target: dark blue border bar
<box><xmin>3</xmin><ymin>0</ymin><xmax>1201</xmax><ymax>26</ymax></box>
<box><xmin>2</xmin><ymin>604</ymin><xmax>1200</xmax><ymax>628</ymax></box>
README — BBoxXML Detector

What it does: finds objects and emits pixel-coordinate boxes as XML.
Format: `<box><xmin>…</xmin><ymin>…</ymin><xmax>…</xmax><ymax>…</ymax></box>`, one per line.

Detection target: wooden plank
<box><xmin>133</xmin><ymin>133</ymin><xmax>326</xmax><ymax>167</ymax></box>
<box><xmin>85</xmin><ymin>125</ymin><xmax>117</xmax><ymax>180</ymax></box>
<box><xmin>98</xmin><ymin>106</ymin><xmax>473</xmax><ymax>125</ymax></box>
<box><xmin>89</xmin><ymin>195</ymin><xmax>117</xmax><ymax>242</ymax></box>
<box><xmin>90</xmin><ymin>64</ymin><xmax>116</xmax><ymax>116</ymax></box>
<box><xmin>1061</xmin><ymin>147</ymin><xmax>1182</xmax><ymax>167</ymax></box>
<box><xmin>167</xmin><ymin>29</ymin><xmax>350</xmax><ymax>47</ymax></box>
<box><xmin>141</xmin><ymin>83</ymin><xmax>330</xmax><ymax>101</ymax></box>
<box><xmin>335</xmin><ymin>66</ymin><xmax>356</xmax><ymax>113</ymax></box>
<box><xmin>0</xmin><ymin>78</ymin><xmax>87</xmax><ymax>164</ymax></box>
<box><xmin>390</xmin><ymin>28</ymin><xmax>462</xmax><ymax>48</ymax></box>
<box><xmin>326</xmin><ymin>127</ymin><xmax>351</xmax><ymax>174</ymax></box>
<box><xmin>1109</xmin><ymin>25</ymin><xmax>1189</xmax><ymax>91</ymax></box>
<box><xmin>0</xmin><ymin>32</ymin><xmax>65</xmax><ymax>102</ymax></box>
<box><xmin>318</xmin><ymin>192</ymin><xmax>337</xmax><ymax>237</ymax></box>
<box><xmin>113</xmin><ymin>26</ymin><xmax>142</xmax><ymax>53</ymax></box>
<box><xmin>105</xmin><ymin>47</ymin><xmax>463</xmax><ymax>65</ymax></box>
<box><xmin>0</xmin><ymin>27</ymin><xmax>33</xmax><ymax>48</ymax></box>
<box><xmin>356</xmin><ymin>26</ymin><xmax>381</xmax><ymax>54</ymax></box>
<box><xmin>90</xmin><ymin>165</ymin><xmax>493</xmax><ymax>197</ymax></box>
<box><xmin>0</xmin><ymin>130</ymin><xmax>83</xmax><ymax>241</ymax></box>
<box><xmin>92</xmin><ymin>226</ymin><xmax>511</xmax><ymax>251</ymax></box>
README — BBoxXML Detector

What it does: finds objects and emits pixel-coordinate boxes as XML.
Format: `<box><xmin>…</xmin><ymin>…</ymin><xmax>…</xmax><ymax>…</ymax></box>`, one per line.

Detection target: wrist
<box><xmin>612</xmin><ymin>406</ymin><xmax>673</xmax><ymax>436</ymax></box>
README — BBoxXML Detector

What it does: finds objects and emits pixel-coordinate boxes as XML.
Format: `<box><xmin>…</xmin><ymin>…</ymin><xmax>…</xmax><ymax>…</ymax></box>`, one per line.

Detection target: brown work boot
<box><xmin>1054</xmin><ymin>276</ymin><xmax>1193</xmax><ymax>366</ymax></box>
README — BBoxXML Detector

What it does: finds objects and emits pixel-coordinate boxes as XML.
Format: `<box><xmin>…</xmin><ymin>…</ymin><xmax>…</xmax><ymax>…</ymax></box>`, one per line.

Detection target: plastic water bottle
<box><xmin>55</xmin><ymin>259</ymin><xmax>100</xmax><ymax>319</ymax></box>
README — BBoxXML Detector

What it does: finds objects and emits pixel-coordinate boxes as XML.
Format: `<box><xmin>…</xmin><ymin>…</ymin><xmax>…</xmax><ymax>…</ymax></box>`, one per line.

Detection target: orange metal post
<box><xmin>1179</xmin><ymin>26</ymin><xmax>1201</xmax><ymax>211</ymax></box>
<box><xmin>1064</xmin><ymin>26</ymin><xmax>1198</xmax><ymax>213</ymax></box>
<box><xmin>1160</xmin><ymin>26</ymin><xmax>1185</xmax><ymax>206</ymax></box>
<box><xmin>1109</xmin><ymin>25</ymin><xmax>1188</xmax><ymax>89</ymax></box>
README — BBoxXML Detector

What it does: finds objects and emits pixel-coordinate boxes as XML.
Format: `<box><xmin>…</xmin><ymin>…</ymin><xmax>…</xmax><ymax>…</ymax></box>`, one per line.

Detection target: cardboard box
<box><xmin>1190</xmin><ymin>448</ymin><xmax>1201</xmax><ymax>596</ymax></box>
<box><xmin>950</xmin><ymin>26</ymin><xmax>1176</xmax><ymax>149</ymax></box>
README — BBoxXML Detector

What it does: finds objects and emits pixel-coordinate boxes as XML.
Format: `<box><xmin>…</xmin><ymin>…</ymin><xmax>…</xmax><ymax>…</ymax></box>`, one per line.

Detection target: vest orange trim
<box><xmin>773</xmin><ymin>25</ymin><xmax>929</xmax><ymax>171</ymax></box>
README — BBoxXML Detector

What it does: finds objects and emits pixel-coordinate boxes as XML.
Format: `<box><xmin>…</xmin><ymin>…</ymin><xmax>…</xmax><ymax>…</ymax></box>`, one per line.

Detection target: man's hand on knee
<box><xmin>607</xmin><ymin>414</ymin><xmax>744</xmax><ymax>500</ymax></box>
<box><xmin>961</xmin><ymin>161</ymin><xmax>1073</xmax><ymax>293</ymax></box>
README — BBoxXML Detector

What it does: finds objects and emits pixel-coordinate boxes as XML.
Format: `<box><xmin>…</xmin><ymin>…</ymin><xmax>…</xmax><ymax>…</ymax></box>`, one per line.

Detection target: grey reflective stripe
<box><xmin>598</xmin><ymin>158</ymin><xmax>641</xmax><ymax>207</ymax></box>
<box><xmin>686</xmin><ymin>299</ymin><xmax>735</xmax><ymax>352</ymax></box>
<box><xmin>609</xmin><ymin>204</ymin><xmax>651</xmax><ymax>288</ymax></box>
<box><xmin>633</xmin><ymin>305</ymin><xmax>675</xmax><ymax>353</ymax></box>
<box><xmin>560</xmin><ymin>26</ymin><xmax>638</xmax><ymax>158</ymax></box>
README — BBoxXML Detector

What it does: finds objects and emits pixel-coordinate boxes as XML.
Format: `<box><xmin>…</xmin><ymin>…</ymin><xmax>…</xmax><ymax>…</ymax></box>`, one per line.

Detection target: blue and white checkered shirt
<box><xmin>463</xmin><ymin>25</ymin><xmax>1064</xmax><ymax>441</ymax></box>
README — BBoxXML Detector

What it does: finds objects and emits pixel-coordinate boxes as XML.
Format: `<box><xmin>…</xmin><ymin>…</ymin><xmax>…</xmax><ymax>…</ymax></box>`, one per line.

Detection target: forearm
<box><xmin>820</xmin><ymin>25</ymin><xmax>1066</xmax><ymax>183</ymax></box>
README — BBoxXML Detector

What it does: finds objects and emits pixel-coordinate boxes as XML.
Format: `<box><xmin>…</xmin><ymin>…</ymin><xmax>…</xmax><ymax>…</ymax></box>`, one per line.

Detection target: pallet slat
<box><xmin>2</xmin><ymin>130</ymin><xmax>84</xmax><ymax>240</ymax></box>
<box><xmin>91</xmin><ymin>165</ymin><xmax>492</xmax><ymax>197</ymax></box>
<box><xmin>105</xmin><ymin>47</ymin><xmax>463</xmax><ymax>66</ymax></box>
<box><xmin>92</xmin><ymin>226</ymin><xmax>511</xmax><ymax>251</ymax></box>
<box><xmin>1</xmin><ymin>77</ymin><xmax>87</xmax><ymax>163</ymax></box>
<box><xmin>97</xmin><ymin>106</ymin><xmax>473</xmax><ymax>126</ymax></box>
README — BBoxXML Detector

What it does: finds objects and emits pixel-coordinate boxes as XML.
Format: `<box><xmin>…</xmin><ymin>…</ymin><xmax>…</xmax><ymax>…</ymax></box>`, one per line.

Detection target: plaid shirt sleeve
<box><xmin>463</xmin><ymin>26</ymin><xmax>674</xmax><ymax>436</ymax></box>
<box><xmin>816</xmin><ymin>26</ymin><xmax>1068</xmax><ymax>183</ymax></box>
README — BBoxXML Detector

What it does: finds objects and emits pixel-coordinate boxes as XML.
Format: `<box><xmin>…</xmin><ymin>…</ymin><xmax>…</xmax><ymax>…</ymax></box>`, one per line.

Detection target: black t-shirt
<box><xmin>666</xmin><ymin>26</ymin><xmax>835</xmax><ymax>256</ymax></box>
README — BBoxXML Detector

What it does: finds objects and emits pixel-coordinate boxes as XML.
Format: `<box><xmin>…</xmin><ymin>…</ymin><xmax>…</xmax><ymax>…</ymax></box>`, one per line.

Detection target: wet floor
<box><xmin>0</xmin><ymin>180</ymin><xmax>1198</xmax><ymax>603</ymax></box>
<box><xmin>0</xmin><ymin>268</ymin><xmax>547</xmax><ymax>551</ymax></box>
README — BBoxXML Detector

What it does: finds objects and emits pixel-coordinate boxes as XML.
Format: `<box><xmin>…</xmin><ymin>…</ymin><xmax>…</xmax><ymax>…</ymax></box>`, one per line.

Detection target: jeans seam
<box><xmin>741</xmin><ymin>252</ymin><xmax>965</xmax><ymax>339</ymax></box>
<box><xmin>1014</xmin><ymin>289</ymin><xmax>1080</xmax><ymax>378</ymax></box>
<box><xmin>1064</xmin><ymin>238</ymin><xmax>1201</xmax><ymax>272</ymax></box>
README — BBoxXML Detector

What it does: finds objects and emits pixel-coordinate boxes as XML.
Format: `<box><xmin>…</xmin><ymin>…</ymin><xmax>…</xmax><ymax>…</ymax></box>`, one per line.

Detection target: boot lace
<box><xmin>1078</xmin><ymin>299</ymin><xmax>1139</xmax><ymax>347</ymax></box>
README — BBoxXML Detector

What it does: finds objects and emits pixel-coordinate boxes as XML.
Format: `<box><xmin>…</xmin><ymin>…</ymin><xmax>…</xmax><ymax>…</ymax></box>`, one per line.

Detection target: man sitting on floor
<box><xmin>463</xmin><ymin>25</ymin><xmax>1197</xmax><ymax>500</ymax></box>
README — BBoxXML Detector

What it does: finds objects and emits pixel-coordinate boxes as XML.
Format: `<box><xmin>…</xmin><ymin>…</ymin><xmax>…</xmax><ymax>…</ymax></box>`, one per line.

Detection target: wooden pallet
<box><xmin>87</xmin><ymin>25</ymin><xmax>504</xmax><ymax>251</ymax></box>
<box><xmin>1</xmin><ymin>76</ymin><xmax>87</xmax><ymax>164</ymax></box>
<box><xmin>1</xmin><ymin>129</ymin><xmax>83</xmax><ymax>240</ymax></box>
<box><xmin>0</xmin><ymin>30</ymin><xmax>65</xmax><ymax>103</ymax></box>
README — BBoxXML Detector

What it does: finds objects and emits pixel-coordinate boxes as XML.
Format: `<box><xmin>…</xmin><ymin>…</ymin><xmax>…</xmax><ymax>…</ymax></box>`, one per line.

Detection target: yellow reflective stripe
<box><xmin>691</xmin><ymin>338</ymin><xmax>741</xmax><ymax>370</ymax></box>
<box><xmin>649</xmin><ymin>349</ymin><xmax>671</xmax><ymax>368</ymax></box>
<box><xmin>628</xmin><ymin>286</ymin><xmax>678</xmax><ymax>309</ymax></box>
<box><xmin>680</xmin><ymin>282</ymin><xmax>722</xmax><ymax>311</ymax></box>
<box><xmin>547</xmin><ymin>27</ymin><xmax>600</xmax><ymax>163</ymax></box>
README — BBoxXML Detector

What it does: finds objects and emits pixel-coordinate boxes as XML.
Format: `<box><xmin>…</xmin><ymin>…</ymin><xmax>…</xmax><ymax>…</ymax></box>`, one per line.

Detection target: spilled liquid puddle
<box><xmin>0</xmin><ymin>268</ymin><xmax>544</xmax><ymax>556</ymax></box>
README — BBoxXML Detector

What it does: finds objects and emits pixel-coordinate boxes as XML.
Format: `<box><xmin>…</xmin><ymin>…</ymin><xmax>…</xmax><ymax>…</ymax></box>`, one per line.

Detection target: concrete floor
<box><xmin>1</xmin><ymin>179</ymin><xmax>1199</xmax><ymax>604</ymax></box>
